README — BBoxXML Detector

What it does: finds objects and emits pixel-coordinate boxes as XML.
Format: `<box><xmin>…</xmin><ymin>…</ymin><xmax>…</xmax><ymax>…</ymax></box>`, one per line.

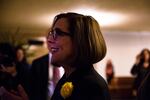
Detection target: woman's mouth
<box><xmin>51</xmin><ymin>47</ymin><xmax>59</xmax><ymax>53</ymax></box>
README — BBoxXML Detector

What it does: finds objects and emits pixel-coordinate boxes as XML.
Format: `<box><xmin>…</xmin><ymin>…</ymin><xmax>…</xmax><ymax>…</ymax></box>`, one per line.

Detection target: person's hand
<box><xmin>0</xmin><ymin>64</ymin><xmax>17</xmax><ymax>76</ymax></box>
<box><xmin>0</xmin><ymin>64</ymin><xmax>7</xmax><ymax>72</ymax></box>
<box><xmin>135</xmin><ymin>54</ymin><xmax>141</xmax><ymax>65</ymax></box>
<box><xmin>0</xmin><ymin>84</ymin><xmax>29</xmax><ymax>100</ymax></box>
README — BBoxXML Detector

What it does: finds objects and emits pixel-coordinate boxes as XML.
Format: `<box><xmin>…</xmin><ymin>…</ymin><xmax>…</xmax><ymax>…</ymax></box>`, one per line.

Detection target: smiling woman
<box><xmin>47</xmin><ymin>12</ymin><xmax>111</xmax><ymax>100</ymax></box>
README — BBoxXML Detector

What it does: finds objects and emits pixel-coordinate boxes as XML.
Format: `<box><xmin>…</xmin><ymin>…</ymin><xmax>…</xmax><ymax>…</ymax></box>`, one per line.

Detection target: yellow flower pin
<box><xmin>60</xmin><ymin>82</ymin><xmax>74</xmax><ymax>99</ymax></box>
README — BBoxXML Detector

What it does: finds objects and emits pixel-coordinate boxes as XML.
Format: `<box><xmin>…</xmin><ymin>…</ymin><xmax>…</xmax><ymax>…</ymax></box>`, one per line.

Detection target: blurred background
<box><xmin>0</xmin><ymin>0</ymin><xmax>150</xmax><ymax>99</ymax></box>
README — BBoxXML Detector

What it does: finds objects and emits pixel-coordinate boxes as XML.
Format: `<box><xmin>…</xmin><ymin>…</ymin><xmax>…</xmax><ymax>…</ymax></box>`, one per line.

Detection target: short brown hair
<box><xmin>52</xmin><ymin>12</ymin><xmax>107</xmax><ymax>67</ymax></box>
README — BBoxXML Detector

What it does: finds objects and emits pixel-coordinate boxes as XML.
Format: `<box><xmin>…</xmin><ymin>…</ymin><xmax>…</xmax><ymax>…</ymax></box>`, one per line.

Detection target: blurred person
<box><xmin>48</xmin><ymin>12</ymin><xmax>110</xmax><ymax>100</ymax></box>
<box><xmin>0</xmin><ymin>12</ymin><xmax>111</xmax><ymax>100</ymax></box>
<box><xmin>0</xmin><ymin>43</ymin><xmax>29</xmax><ymax>100</ymax></box>
<box><xmin>15</xmin><ymin>46</ymin><xmax>30</xmax><ymax>72</ymax></box>
<box><xmin>105</xmin><ymin>59</ymin><xmax>115</xmax><ymax>84</ymax></box>
<box><xmin>15</xmin><ymin>46</ymin><xmax>30</xmax><ymax>91</ymax></box>
<box><xmin>29</xmin><ymin>53</ymin><xmax>62</xmax><ymax>100</ymax></box>
<box><xmin>0</xmin><ymin>49</ymin><xmax>62</xmax><ymax>100</ymax></box>
<box><xmin>131</xmin><ymin>48</ymin><xmax>150</xmax><ymax>96</ymax></box>
<box><xmin>0</xmin><ymin>43</ymin><xmax>17</xmax><ymax>90</ymax></box>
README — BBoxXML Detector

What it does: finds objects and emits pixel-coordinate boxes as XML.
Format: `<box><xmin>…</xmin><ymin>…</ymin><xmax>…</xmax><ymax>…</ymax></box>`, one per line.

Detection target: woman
<box><xmin>1</xmin><ymin>12</ymin><xmax>110</xmax><ymax>100</ymax></box>
<box><xmin>131</xmin><ymin>48</ymin><xmax>150</xmax><ymax>96</ymax></box>
<box><xmin>47</xmin><ymin>12</ymin><xmax>111</xmax><ymax>100</ymax></box>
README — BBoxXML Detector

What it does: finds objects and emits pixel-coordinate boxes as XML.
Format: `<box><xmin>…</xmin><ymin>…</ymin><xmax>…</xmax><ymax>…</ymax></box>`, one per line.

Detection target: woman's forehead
<box><xmin>53</xmin><ymin>18</ymin><xmax>69</xmax><ymax>30</ymax></box>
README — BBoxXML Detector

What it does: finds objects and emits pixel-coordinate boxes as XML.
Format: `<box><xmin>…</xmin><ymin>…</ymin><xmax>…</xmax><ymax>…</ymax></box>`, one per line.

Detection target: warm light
<box><xmin>72</xmin><ymin>8</ymin><xmax>127</xmax><ymax>27</ymax></box>
<box><xmin>36</xmin><ymin>8</ymin><xmax>127</xmax><ymax>28</ymax></box>
<box><xmin>28</xmin><ymin>45</ymin><xmax>38</xmax><ymax>50</ymax></box>
<box><xmin>35</xmin><ymin>14</ymin><xmax>56</xmax><ymax>27</ymax></box>
<box><xmin>36</xmin><ymin>37</ymin><xmax>46</xmax><ymax>42</ymax></box>
<box><xmin>36</xmin><ymin>37</ymin><xmax>47</xmax><ymax>48</ymax></box>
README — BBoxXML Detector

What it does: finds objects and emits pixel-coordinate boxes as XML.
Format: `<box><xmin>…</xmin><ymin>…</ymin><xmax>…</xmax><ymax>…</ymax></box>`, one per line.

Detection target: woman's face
<box><xmin>144</xmin><ymin>50</ymin><xmax>150</xmax><ymax>61</ymax></box>
<box><xmin>47</xmin><ymin>18</ymin><xmax>75</xmax><ymax>66</ymax></box>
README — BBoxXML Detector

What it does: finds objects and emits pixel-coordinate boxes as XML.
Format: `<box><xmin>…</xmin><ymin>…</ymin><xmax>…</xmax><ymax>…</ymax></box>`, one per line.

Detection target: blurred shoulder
<box><xmin>33</xmin><ymin>54</ymin><xmax>48</xmax><ymax>63</ymax></box>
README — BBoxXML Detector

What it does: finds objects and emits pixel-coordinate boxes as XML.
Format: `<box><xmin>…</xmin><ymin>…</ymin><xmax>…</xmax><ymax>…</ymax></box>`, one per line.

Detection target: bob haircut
<box><xmin>52</xmin><ymin>12</ymin><xmax>107</xmax><ymax>67</ymax></box>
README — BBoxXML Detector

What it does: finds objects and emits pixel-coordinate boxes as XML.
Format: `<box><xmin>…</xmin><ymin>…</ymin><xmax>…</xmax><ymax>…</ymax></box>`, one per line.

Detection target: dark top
<box><xmin>16</xmin><ymin>60</ymin><xmax>30</xmax><ymax>92</ymax></box>
<box><xmin>138</xmin><ymin>71</ymin><xmax>150</xmax><ymax>100</ymax></box>
<box><xmin>51</xmin><ymin>66</ymin><xmax>111</xmax><ymax>100</ymax></box>
<box><xmin>0</xmin><ymin>60</ymin><xmax>30</xmax><ymax>94</ymax></box>
<box><xmin>29</xmin><ymin>54</ymin><xmax>49</xmax><ymax>100</ymax></box>
<box><xmin>131</xmin><ymin>63</ymin><xmax>150</xmax><ymax>90</ymax></box>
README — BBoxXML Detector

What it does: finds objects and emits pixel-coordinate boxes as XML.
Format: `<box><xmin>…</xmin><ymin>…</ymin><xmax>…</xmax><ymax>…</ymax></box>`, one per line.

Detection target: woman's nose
<box><xmin>47</xmin><ymin>35</ymin><xmax>56</xmax><ymax>43</ymax></box>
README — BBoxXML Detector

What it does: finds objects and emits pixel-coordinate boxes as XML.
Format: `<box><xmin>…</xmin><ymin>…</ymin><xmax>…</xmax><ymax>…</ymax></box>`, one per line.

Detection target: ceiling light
<box><xmin>72</xmin><ymin>8</ymin><xmax>127</xmax><ymax>27</ymax></box>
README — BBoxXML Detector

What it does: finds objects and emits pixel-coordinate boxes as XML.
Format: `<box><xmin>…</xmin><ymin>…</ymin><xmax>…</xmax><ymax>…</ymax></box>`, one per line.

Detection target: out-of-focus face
<box><xmin>144</xmin><ymin>50</ymin><xmax>150</xmax><ymax>61</ymax></box>
<box><xmin>16</xmin><ymin>49</ymin><xmax>24</xmax><ymax>62</ymax></box>
<box><xmin>47</xmin><ymin>18</ymin><xmax>75</xmax><ymax>67</ymax></box>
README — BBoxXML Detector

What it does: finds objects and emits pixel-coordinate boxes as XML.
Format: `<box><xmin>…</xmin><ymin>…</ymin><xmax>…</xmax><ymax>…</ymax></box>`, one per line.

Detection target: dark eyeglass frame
<box><xmin>47</xmin><ymin>29</ymin><xmax>72</xmax><ymax>40</ymax></box>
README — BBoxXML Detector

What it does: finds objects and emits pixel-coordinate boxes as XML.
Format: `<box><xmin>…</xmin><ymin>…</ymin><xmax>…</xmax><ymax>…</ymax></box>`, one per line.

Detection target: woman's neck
<box><xmin>63</xmin><ymin>66</ymin><xmax>76</xmax><ymax>78</ymax></box>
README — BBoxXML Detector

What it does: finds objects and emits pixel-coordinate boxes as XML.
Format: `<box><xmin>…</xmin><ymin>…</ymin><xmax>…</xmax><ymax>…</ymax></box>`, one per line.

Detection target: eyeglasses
<box><xmin>47</xmin><ymin>29</ymin><xmax>72</xmax><ymax>40</ymax></box>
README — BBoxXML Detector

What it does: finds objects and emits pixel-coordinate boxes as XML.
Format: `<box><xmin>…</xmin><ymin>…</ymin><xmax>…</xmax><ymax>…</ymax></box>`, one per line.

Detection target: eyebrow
<box><xmin>53</xmin><ymin>28</ymin><xmax>66</xmax><ymax>33</ymax></box>
<box><xmin>54</xmin><ymin>28</ymin><xmax>62</xmax><ymax>32</ymax></box>
<box><xmin>55</xmin><ymin>28</ymin><xmax>71</xmax><ymax>34</ymax></box>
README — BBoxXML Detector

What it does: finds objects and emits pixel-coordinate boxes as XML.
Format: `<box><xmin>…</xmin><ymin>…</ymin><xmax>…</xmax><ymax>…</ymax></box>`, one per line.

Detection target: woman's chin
<box><xmin>51</xmin><ymin>61</ymin><xmax>61</xmax><ymax>67</ymax></box>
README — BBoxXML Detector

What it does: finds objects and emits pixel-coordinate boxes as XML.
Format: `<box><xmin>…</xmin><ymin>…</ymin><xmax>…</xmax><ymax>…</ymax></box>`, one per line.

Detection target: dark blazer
<box><xmin>51</xmin><ymin>66</ymin><xmax>111</xmax><ymax>100</ymax></box>
<box><xmin>29</xmin><ymin>54</ymin><xmax>49</xmax><ymax>100</ymax></box>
